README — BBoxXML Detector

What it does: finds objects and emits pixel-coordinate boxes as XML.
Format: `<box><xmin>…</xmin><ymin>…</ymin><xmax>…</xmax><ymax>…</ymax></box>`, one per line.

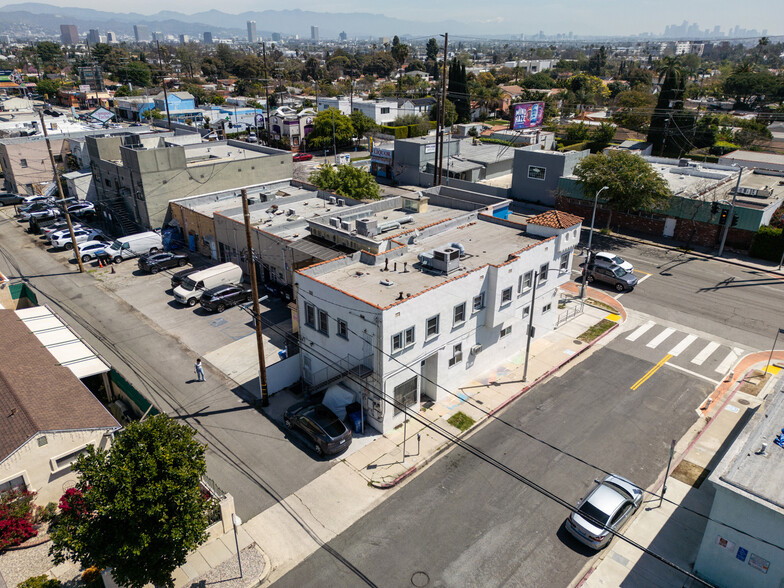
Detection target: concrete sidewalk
<box><xmin>169</xmin><ymin>283</ymin><xmax>627</xmax><ymax>587</ymax></box>
<box><xmin>573</xmin><ymin>353</ymin><xmax>784</xmax><ymax>588</ymax></box>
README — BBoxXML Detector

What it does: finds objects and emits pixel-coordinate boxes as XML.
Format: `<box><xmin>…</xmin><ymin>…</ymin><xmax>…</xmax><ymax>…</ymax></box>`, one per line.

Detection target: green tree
<box><xmin>309</xmin><ymin>164</ymin><xmax>380</xmax><ymax>200</ymax></box>
<box><xmin>48</xmin><ymin>415</ymin><xmax>212</xmax><ymax>588</ymax></box>
<box><xmin>426</xmin><ymin>38</ymin><xmax>439</xmax><ymax>62</ymax></box>
<box><xmin>612</xmin><ymin>89</ymin><xmax>656</xmax><ymax>131</ymax></box>
<box><xmin>363</xmin><ymin>52</ymin><xmax>397</xmax><ymax>77</ymax></box>
<box><xmin>587</xmin><ymin>45</ymin><xmax>607</xmax><ymax>76</ymax></box>
<box><xmin>35</xmin><ymin>78</ymin><xmax>61</xmax><ymax>99</ymax></box>
<box><xmin>521</xmin><ymin>71</ymin><xmax>555</xmax><ymax>89</ymax></box>
<box><xmin>306</xmin><ymin>107</ymin><xmax>354</xmax><ymax>150</ymax></box>
<box><xmin>647</xmin><ymin>57</ymin><xmax>691</xmax><ymax>156</ymax></box>
<box><xmin>113</xmin><ymin>84</ymin><xmax>133</xmax><ymax>97</ymax></box>
<box><xmin>447</xmin><ymin>58</ymin><xmax>470</xmax><ymax>123</ymax></box>
<box><xmin>391</xmin><ymin>36</ymin><xmax>410</xmax><ymax>67</ymax></box>
<box><xmin>349</xmin><ymin>111</ymin><xmax>377</xmax><ymax>140</ymax></box>
<box><xmin>429</xmin><ymin>99</ymin><xmax>457</xmax><ymax>126</ymax></box>
<box><xmin>407</xmin><ymin>59</ymin><xmax>426</xmax><ymax>73</ymax></box>
<box><xmin>723</xmin><ymin>68</ymin><xmax>778</xmax><ymax>108</ymax></box>
<box><xmin>125</xmin><ymin>61</ymin><xmax>152</xmax><ymax>88</ymax></box>
<box><xmin>36</xmin><ymin>41</ymin><xmax>62</xmax><ymax>65</ymax></box>
<box><xmin>587</xmin><ymin>122</ymin><xmax>617</xmax><ymax>152</ymax></box>
<box><xmin>574</xmin><ymin>150</ymin><xmax>671</xmax><ymax>229</ymax></box>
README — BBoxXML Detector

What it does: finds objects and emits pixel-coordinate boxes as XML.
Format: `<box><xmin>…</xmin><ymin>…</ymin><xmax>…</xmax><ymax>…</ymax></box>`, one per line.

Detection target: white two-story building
<box><xmin>294</xmin><ymin>190</ymin><xmax>582</xmax><ymax>433</ymax></box>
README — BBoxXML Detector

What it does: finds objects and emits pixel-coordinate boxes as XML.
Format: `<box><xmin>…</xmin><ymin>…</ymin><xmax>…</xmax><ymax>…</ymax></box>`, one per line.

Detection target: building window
<box><xmin>393</xmin><ymin>376</ymin><xmax>418</xmax><ymax>415</ymax></box>
<box><xmin>51</xmin><ymin>445</ymin><xmax>91</xmax><ymax>472</ymax></box>
<box><xmin>381</xmin><ymin>107</ymin><xmax>390</xmax><ymax>114</ymax></box>
<box><xmin>426</xmin><ymin>315</ymin><xmax>440</xmax><ymax>338</ymax></box>
<box><xmin>392</xmin><ymin>332</ymin><xmax>403</xmax><ymax>351</ymax></box>
<box><xmin>560</xmin><ymin>252</ymin><xmax>569</xmax><ymax>271</ymax></box>
<box><xmin>453</xmin><ymin>302</ymin><xmax>466</xmax><ymax>326</ymax></box>
<box><xmin>528</xmin><ymin>165</ymin><xmax>546</xmax><ymax>180</ymax></box>
<box><xmin>542</xmin><ymin>303</ymin><xmax>552</xmax><ymax>314</ymax></box>
<box><xmin>501</xmin><ymin>287</ymin><xmax>512</xmax><ymax>304</ymax></box>
<box><xmin>38</xmin><ymin>436</ymin><xmax>48</xmax><ymax>447</ymax></box>
<box><xmin>318</xmin><ymin>310</ymin><xmax>329</xmax><ymax>335</ymax></box>
<box><xmin>522</xmin><ymin>305</ymin><xmax>530</xmax><ymax>318</ymax></box>
<box><xmin>393</xmin><ymin>327</ymin><xmax>416</xmax><ymax>351</ymax></box>
<box><xmin>20</xmin><ymin>158</ymin><xmax>28</xmax><ymax>168</ymax></box>
<box><xmin>448</xmin><ymin>343</ymin><xmax>463</xmax><ymax>367</ymax></box>
<box><xmin>304</xmin><ymin>303</ymin><xmax>315</xmax><ymax>327</ymax></box>
<box><xmin>404</xmin><ymin>326</ymin><xmax>415</xmax><ymax>346</ymax></box>
<box><xmin>472</xmin><ymin>293</ymin><xmax>485</xmax><ymax>311</ymax></box>
<box><xmin>501</xmin><ymin>325</ymin><xmax>512</xmax><ymax>338</ymax></box>
<box><xmin>539</xmin><ymin>263</ymin><xmax>549</xmax><ymax>283</ymax></box>
<box><xmin>519</xmin><ymin>271</ymin><xmax>533</xmax><ymax>294</ymax></box>
<box><xmin>0</xmin><ymin>475</ymin><xmax>26</xmax><ymax>494</ymax></box>
<box><xmin>337</xmin><ymin>319</ymin><xmax>348</xmax><ymax>339</ymax></box>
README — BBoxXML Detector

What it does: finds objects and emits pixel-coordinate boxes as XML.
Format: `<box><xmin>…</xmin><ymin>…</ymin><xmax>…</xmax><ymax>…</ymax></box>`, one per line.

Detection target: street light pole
<box><xmin>718</xmin><ymin>166</ymin><xmax>743</xmax><ymax>257</ymax></box>
<box><xmin>231</xmin><ymin>514</ymin><xmax>243</xmax><ymax>578</ymax></box>
<box><xmin>522</xmin><ymin>270</ymin><xmax>539</xmax><ymax>382</ymax></box>
<box><xmin>579</xmin><ymin>185</ymin><xmax>609</xmax><ymax>300</ymax></box>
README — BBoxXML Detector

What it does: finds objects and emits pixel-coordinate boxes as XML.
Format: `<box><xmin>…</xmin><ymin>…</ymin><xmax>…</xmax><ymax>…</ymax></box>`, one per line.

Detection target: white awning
<box><xmin>15</xmin><ymin>306</ymin><xmax>110</xmax><ymax>379</ymax></box>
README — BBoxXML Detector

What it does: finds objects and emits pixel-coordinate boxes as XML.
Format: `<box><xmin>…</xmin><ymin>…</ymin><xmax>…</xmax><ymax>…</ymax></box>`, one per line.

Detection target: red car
<box><xmin>293</xmin><ymin>153</ymin><xmax>313</xmax><ymax>162</ymax></box>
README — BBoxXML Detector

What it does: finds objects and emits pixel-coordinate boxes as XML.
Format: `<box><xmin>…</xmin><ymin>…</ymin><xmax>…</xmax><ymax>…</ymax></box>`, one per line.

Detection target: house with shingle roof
<box><xmin>294</xmin><ymin>186</ymin><xmax>582</xmax><ymax>432</ymax></box>
<box><xmin>0</xmin><ymin>310</ymin><xmax>120</xmax><ymax>505</ymax></box>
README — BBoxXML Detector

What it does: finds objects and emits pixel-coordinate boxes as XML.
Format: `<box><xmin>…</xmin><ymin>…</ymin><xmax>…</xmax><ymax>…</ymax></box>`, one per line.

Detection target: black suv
<box><xmin>137</xmin><ymin>252</ymin><xmax>189</xmax><ymax>274</ymax></box>
<box><xmin>199</xmin><ymin>284</ymin><xmax>252</xmax><ymax>313</ymax></box>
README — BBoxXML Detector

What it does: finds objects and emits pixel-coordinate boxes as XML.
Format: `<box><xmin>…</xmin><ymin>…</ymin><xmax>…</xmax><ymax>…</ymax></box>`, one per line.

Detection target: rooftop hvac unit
<box><xmin>356</xmin><ymin>218</ymin><xmax>378</xmax><ymax>237</ymax></box>
<box><xmin>430</xmin><ymin>247</ymin><xmax>461</xmax><ymax>274</ymax></box>
<box><xmin>286</xmin><ymin>208</ymin><xmax>296</xmax><ymax>216</ymax></box>
<box><xmin>470</xmin><ymin>344</ymin><xmax>482</xmax><ymax>355</ymax></box>
<box><xmin>337</xmin><ymin>199</ymin><xmax>344</xmax><ymax>206</ymax></box>
<box><xmin>328</xmin><ymin>196</ymin><xmax>337</xmax><ymax>204</ymax></box>
<box><xmin>340</xmin><ymin>220</ymin><xmax>351</xmax><ymax>231</ymax></box>
<box><xmin>329</xmin><ymin>217</ymin><xmax>340</xmax><ymax>227</ymax></box>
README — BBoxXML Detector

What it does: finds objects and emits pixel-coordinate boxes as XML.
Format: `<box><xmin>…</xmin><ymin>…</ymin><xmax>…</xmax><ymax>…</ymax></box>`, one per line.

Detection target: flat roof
<box><xmin>305</xmin><ymin>215</ymin><xmax>541</xmax><ymax>308</ymax></box>
<box><xmin>711</xmin><ymin>380</ymin><xmax>784</xmax><ymax>514</ymax></box>
<box><xmin>184</xmin><ymin>142</ymin><xmax>268</xmax><ymax>166</ymax></box>
<box><xmin>458</xmin><ymin>140</ymin><xmax>516</xmax><ymax>164</ymax></box>
<box><xmin>722</xmin><ymin>150</ymin><xmax>784</xmax><ymax>165</ymax></box>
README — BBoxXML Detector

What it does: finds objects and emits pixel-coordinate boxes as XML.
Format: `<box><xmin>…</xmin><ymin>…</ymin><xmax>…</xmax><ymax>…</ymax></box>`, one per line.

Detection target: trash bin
<box><xmin>347</xmin><ymin>410</ymin><xmax>362</xmax><ymax>433</ymax></box>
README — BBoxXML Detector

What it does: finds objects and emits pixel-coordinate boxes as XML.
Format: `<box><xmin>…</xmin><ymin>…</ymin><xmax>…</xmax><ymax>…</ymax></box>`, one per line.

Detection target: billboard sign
<box><xmin>511</xmin><ymin>101</ymin><xmax>544</xmax><ymax>130</ymax></box>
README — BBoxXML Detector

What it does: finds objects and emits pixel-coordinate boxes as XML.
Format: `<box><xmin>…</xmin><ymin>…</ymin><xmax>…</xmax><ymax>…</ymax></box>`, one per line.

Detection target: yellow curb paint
<box><xmin>764</xmin><ymin>365</ymin><xmax>782</xmax><ymax>375</ymax></box>
<box><xmin>605</xmin><ymin>313</ymin><xmax>621</xmax><ymax>322</ymax></box>
<box><xmin>631</xmin><ymin>354</ymin><xmax>673</xmax><ymax>391</ymax></box>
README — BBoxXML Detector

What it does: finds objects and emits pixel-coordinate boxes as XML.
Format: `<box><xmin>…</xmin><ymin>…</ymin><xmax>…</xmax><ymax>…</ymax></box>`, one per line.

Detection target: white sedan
<box><xmin>592</xmin><ymin>252</ymin><xmax>634</xmax><ymax>274</ymax></box>
<box><xmin>51</xmin><ymin>229</ymin><xmax>107</xmax><ymax>250</ymax></box>
<box><xmin>73</xmin><ymin>240</ymin><xmax>109</xmax><ymax>262</ymax></box>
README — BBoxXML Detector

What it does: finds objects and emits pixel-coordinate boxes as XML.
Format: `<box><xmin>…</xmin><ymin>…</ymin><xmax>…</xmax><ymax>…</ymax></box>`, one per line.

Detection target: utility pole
<box><xmin>331</xmin><ymin>108</ymin><xmax>337</xmax><ymax>164</ymax></box>
<box><xmin>718</xmin><ymin>166</ymin><xmax>743</xmax><ymax>257</ymax></box>
<box><xmin>38</xmin><ymin>109</ymin><xmax>85</xmax><ymax>273</ymax></box>
<box><xmin>262</xmin><ymin>42</ymin><xmax>272</xmax><ymax>144</ymax></box>
<box><xmin>241</xmin><ymin>189</ymin><xmax>269</xmax><ymax>407</ymax></box>
<box><xmin>438</xmin><ymin>33</ymin><xmax>448</xmax><ymax>186</ymax></box>
<box><xmin>156</xmin><ymin>40</ymin><xmax>172</xmax><ymax>130</ymax></box>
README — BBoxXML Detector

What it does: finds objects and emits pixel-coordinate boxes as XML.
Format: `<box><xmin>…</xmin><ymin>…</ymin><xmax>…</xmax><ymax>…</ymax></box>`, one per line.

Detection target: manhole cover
<box><xmin>411</xmin><ymin>571</ymin><xmax>430</xmax><ymax>587</ymax></box>
<box><xmin>737</xmin><ymin>399</ymin><xmax>750</xmax><ymax>405</ymax></box>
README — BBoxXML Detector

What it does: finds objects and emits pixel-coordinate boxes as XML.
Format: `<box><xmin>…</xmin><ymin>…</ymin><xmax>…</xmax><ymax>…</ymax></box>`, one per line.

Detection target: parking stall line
<box><xmin>668</xmin><ymin>334</ymin><xmax>698</xmax><ymax>357</ymax></box>
<box><xmin>626</xmin><ymin>320</ymin><xmax>656</xmax><ymax>342</ymax></box>
<box><xmin>646</xmin><ymin>327</ymin><xmax>676</xmax><ymax>349</ymax></box>
<box><xmin>631</xmin><ymin>354</ymin><xmax>673</xmax><ymax>391</ymax></box>
<box><xmin>691</xmin><ymin>341</ymin><xmax>720</xmax><ymax>366</ymax></box>
<box><xmin>715</xmin><ymin>347</ymin><xmax>744</xmax><ymax>374</ymax></box>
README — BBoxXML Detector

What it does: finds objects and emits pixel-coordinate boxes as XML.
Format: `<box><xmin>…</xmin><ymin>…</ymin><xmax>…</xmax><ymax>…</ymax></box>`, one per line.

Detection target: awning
<box><xmin>15</xmin><ymin>306</ymin><xmax>111</xmax><ymax>379</ymax></box>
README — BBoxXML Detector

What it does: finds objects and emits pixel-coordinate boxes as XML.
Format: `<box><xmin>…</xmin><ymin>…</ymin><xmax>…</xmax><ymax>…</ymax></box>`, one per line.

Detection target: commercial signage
<box><xmin>371</xmin><ymin>146</ymin><xmax>393</xmax><ymax>165</ymax></box>
<box><xmin>511</xmin><ymin>101</ymin><xmax>544</xmax><ymax>130</ymax></box>
<box><xmin>79</xmin><ymin>84</ymin><xmax>91</xmax><ymax>93</ymax></box>
<box><xmin>424</xmin><ymin>143</ymin><xmax>436</xmax><ymax>154</ymax></box>
<box><xmin>89</xmin><ymin>107</ymin><xmax>115</xmax><ymax>123</ymax></box>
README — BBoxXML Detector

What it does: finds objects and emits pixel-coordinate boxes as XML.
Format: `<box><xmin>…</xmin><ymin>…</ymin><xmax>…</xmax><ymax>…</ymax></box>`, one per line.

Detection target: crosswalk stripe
<box><xmin>715</xmin><ymin>347</ymin><xmax>744</xmax><ymax>374</ymax></box>
<box><xmin>647</xmin><ymin>327</ymin><xmax>676</xmax><ymax>349</ymax></box>
<box><xmin>669</xmin><ymin>334</ymin><xmax>698</xmax><ymax>357</ymax></box>
<box><xmin>691</xmin><ymin>341</ymin><xmax>720</xmax><ymax>366</ymax></box>
<box><xmin>626</xmin><ymin>320</ymin><xmax>655</xmax><ymax>342</ymax></box>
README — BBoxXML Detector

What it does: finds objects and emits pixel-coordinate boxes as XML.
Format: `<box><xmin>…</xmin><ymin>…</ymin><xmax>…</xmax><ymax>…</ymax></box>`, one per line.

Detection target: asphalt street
<box><xmin>0</xmin><ymin>213</ymin><xmax>329</xmax><ymax>521</ymax></box>
<box><xmin>273</xmin><ymin>335</ymin><xmax>713</xmax><ymax>588</ymax></box>
<box><xmin>573</xmin><ymin>234</ymin><xmax>784</xmax><ymax>351</ymax></box>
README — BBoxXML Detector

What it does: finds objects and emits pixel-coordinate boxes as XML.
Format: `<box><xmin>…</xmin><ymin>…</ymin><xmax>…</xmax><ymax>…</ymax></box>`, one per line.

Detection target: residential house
<box><xmin>396</xmin><ymin>97</ymin><xmax>437</xmax><ymax>118</ymax></box>
<box><xmin>317</xmin><ymin>96</ymin><xmax>398</xmax><ymax>125</ymax></box>
<box><xmin>114</xmin><ymin>96</ymin><xmax>155</xmax><ymax>122</ymax></box>
<box><xmin>268</xmin><ymin>106</ymin><xmax>316</xmax><ymax>149</ymax></box>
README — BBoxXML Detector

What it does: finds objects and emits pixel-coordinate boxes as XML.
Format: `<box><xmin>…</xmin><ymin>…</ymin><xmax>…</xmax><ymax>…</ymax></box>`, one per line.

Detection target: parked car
<box><xmin>172</xmin><ymin>262</ymin><xmax>243</xmax><ymax>307</ymax></box>
<box><xmin>0</xmin><ymin>192</ymin><xmax>24</xmax><ymax>206</ymax></box>
<box><xmin>199</xmin><ymin>284</ymin><xmax>252</xmax><ymax>313</ymax></box>
<box><xmin>66</xmin><ymin>201</ymin><xmax>95</xmax><ymax>217</ymax></box>
<box><xmin>293</xmin><ymin>152</ymin><xmax>313</xmax><ymax>162</ymax></box>
<box><xmin>246</xmin><ymin>132</ymin><xmax>258</xmax><ymax>143</ymax></box>
<box><xmin>137</xmin><ymin>252</ymin><xmax>189</xmax><ymax>274</ymax></box>
<box><xmin>283</xmin><ymin>401</ymin><xmax>353</xmax><ymax>456</ymax></box>
<box><xmin>105</xmin><ymin>231</ymin><xmax>164</xmax><ymax>263</ymax></box>
<box><xmin>171</xmin><ymin>267</ymin><xmax>201</xmax><ymax>289</ymax></box>
<box><xmin>51</xmin><ymin>228</ymin><xmax>107</xmax><ymax>250</ymax></box>
<box><xmin>21</xmin><ymin>195</ymin><xmax>55</xmax><ymax>207</ymax></box>
<box><xmin>592</xmin><ymin>252</ymin><xmax>634</xmax><ymax>274</ymax></box>
<box><xmin>20</xmin><ymin>206</ymin><xmax>61</xmax><ymax>221</ymax></box>
<box><xmin>46</xmin><ymin>225</ymin><xmax>91</xmax><ymax>244</ymax></box>
<box><xmin>584</xmin><ymin>264</ymin><xmax>638</xmax><ymax>292</ymax></box>
<box><xmin>42</xmin><ymin>221</ymin><xmax>84</xmax><ymax>239</ymax></box>
<box><xmin>564</xmin><ymin>474</ymin><xmax>643</xmax><ymax>550</ymax></box>
<box><xmin>74</xmin><ymin>240</ymin><xmax>109</xmax><ymax>262</ymax></box>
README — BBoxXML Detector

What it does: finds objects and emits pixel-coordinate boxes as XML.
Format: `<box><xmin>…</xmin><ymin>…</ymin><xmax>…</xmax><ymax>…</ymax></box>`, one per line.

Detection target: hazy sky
<box><xmin>16</xmin><ymin>0</ymin><xmax>784</xmax><ymax>36</ymax></box>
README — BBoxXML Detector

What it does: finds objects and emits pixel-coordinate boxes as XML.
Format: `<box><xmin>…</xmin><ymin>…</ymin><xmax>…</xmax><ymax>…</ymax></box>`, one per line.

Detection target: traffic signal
<box><xmin>719</xmin><ymin>209</ymin><xmax>728</xmax><ymax>225</ymax></box>
<box><xmin>711</xmin><ymin>202</ymin><xmax>719</xmax><ymax>215</ymax></box>
<box><xmin>731</xmin><ymin>214</ymin><xmax>739</xmax><ymax>227</ymax></box>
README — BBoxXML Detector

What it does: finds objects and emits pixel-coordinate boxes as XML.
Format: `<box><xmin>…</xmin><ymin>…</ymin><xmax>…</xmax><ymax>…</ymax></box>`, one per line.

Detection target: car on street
<box><xmin>137</xmin><ymin>252</ymin><xmax>189</xmax><ymax>274</ymax></box>
<box><xmin>20</xmin><ymin>206</ymin><xmax>61</xmax><ymax>221</ymax></box>
<box><xmin>592</xmin><ymin>252</ymin><xmax>634</xmax><ymax>274</ymax></box>
<box><xmin>73</xmin><ymin>240</ymin><xmax>110</xmax><ymax>262</ymax></box>
<box><xmin>584</xmin><ymin>264</ymin><xmax>638</xmax><ymax>292</ymax></box>
<box><xmin>246</xmin><ymin>132</ymin><xmax>258</xmax><ymax>143</ymax></box>
<box><xmin>564</xmin><ymin>474</ymin><xmax>643</xmax><ymax>550</ymax></box>
<box><xmin>170</xmin><ymin>267</ymin><xmax>200</xmax><ymax>289</ymax></box>
<box><xmin>51</xmin><ymin>228</ymin><xmax>107</xmax><ymax>249</ymax></box>
<box><xmin>284</xmin><ymin>401</ymin><xmax>352</xmax><ymax>456</ymax></box>
<box><xmin>293</xmin><ymin>152</ymin><xmax>313</xmax><ymax>162</ymax></box>
<box><xmin>0</xmin><ymin>192</ymin><xmax>24</xmax><ymax>206</ymax></box>
<box><xmin>66</xmin><ymin>201</ymin><xmax>95</xmax><ymax>217</ymax></box>
<box><xmin>199</xmin><ymin>283</ymin><xmax>252</xmax><ymax>313</ymax></box>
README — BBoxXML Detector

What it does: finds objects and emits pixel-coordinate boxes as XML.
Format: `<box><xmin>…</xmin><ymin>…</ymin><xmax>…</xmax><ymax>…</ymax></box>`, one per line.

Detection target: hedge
<box><xmin>380</xmin><ymin>125</ymin><xmax>409</xmax><ymax>139</ymax></box>
<box><xmin>558</xmin><ymin>141</ymin><xmax>589</xmax><ymax>152</ymax></box>
<box><xmin>749</xmin><ymin>226</ymin><xmax>784</xmax><ymax>262</ymax></box>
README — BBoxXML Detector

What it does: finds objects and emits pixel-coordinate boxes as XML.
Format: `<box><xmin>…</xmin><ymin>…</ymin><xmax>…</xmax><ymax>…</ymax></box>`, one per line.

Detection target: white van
<box><xmin>172</xmin><ymin>262</ymin><xmax>243</xmax><ymax>306</ymax></box>
<box><xmin>107</xmin><ymin>231</ymin><xmax>163</xmax><ymax>263</ymax></box>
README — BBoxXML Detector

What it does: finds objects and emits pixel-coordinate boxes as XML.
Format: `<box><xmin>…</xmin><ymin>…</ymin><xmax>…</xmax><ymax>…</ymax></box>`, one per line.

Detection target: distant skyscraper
<box><xmin>339</xmin><ymin>31</ymin><xmax>347</xmax><ymax>42</ymax></box>
<box><xmin>311</xmin><ymin>26</ymin><xmax>319</xmax><ymax>41</ymax></box>
<box><xmin>60</xmin><ymin>24</ymin><xmax>79</xmax><ymax>45</ymax></box>
<box><xmin>106</xmin><ymin>31</ymin><xmax>117</xmax><ymax>43</ymax></box>
<box><xmin>247</xmin><ymin>20</ymin><xmax>257</xmax><ymax>43</ymax></box>
<box><xmin>152</xmin><ymin>31</ymin><xmax>164</xmax><ymax>42</ymax></box>
<box><xmin>87</xmin><ymin>29</ymin><xmax>101</xmax><ymax>45</ymax></box>
<box><xmin>203</xmin><ymin>32</ymin><xmax>213</xmax><ymax>44</ymax></box>
<box><xmin>134</xmin><ymin>24</ymin><xmax>150</xmax><ymax>43</ymax></box>
<box><xmin>271</xmin><ymin>32</ymin><xmax>282</xmax><ymax>42</ymax></box>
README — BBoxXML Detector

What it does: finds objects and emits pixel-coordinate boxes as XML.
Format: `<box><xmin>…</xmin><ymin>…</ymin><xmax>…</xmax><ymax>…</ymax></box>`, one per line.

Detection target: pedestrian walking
<box><xmin>194</xmin><ymin>358</ymin><xmax>205</xmax><ymax>382</ymax></box>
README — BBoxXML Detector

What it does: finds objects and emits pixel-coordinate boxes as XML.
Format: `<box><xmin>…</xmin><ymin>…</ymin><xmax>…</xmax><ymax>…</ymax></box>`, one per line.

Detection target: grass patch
<box><xmin>599</xmin><ymin>227</ymin><xmax>612</xmax><ymax>235</ymax></box>
<box><xmin>577</xmin><ymin>318</ymin><xmax>615</xmax><ymax>343</ymax></box>
<box><xmin>447</xmin><ymin>411</ymin><xmax>475</xmax><ymax>432</ymax></box>
<box><xmin>352</xmin><ymin>155</ymin><xmax>371</xmax><ymax>161</ymax></box>
<box><xmin>586</xmin><ymin>298</ymin><xmax>615</xmax><ymax>313</ymax></box>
